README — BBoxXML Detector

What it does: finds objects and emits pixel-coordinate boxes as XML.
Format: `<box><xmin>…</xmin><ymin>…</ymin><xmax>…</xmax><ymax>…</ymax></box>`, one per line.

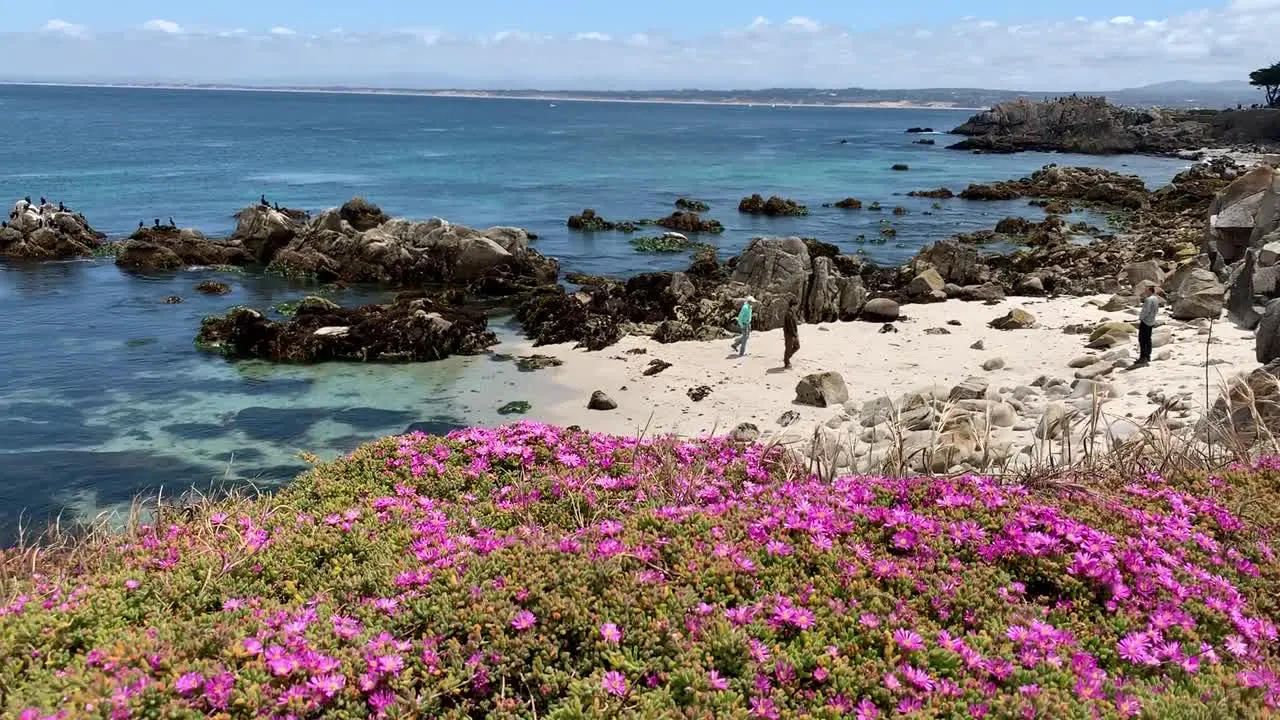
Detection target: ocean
<box><xmin>0</xmin><ymin>84</ymin><xmax>1191</xmax><ymax>539</ymax></box>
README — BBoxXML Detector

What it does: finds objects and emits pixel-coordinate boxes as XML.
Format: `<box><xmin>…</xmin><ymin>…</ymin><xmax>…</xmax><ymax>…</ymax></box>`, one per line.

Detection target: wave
<box><xmin>245</xmin><ymin>172</ymin><xmax>368</xmax><ymax>186</ymax></box>
<box><xmin>416</xmin><ymin>150</ymin><xmax>452</xmax><ymax>159</ymax></box>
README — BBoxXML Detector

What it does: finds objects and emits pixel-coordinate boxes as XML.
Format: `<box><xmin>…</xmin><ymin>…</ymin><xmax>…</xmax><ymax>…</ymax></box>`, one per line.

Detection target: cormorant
<box><xmin>168</xmin><ymin>217</ymin><xmax>175</xmax><ymax>227</ymax></box>
<box><xmin>2</xmin><ymin>221</ymin><xmax>6</xmax><ymax>228</ymax></box>
<box><xmin>24</xmin><ymin>196</ymin><xmax>31</xmax><ymax>204</ymax></box>
<box><xmin>153</xmin><ymin>218</ymin><xmax>161</xmax><ymax>228</ymax></box>
<box><xmin>260</xmin><ymin>194</ymin><xmax>269</xmax><ymax>207</ymax></box>
<box><xmin>40</xmin><ymin>196</ymin><xmax>46</xmax><ymax>206</ymax></box>
<box><xmin>58</xmin><ymin>201</ymin><xmax>65</xmax><ymax>212</ymax></box>
<box><xmin>273</xmin><ymin>202</ymin><xmax>280</xmax><ymax>211</ymax></box>
<box><xmin>139</xmin><ymin>220</ymin><xmax>145</xmax><ymax>229</ymax></box>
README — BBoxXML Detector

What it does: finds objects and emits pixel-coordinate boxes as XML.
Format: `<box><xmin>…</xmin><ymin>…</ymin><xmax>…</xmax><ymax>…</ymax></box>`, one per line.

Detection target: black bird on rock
<box><xmin>40</xmin><ymin>196</ymin><xmax>46</xmax><ymax>205</ymax></box>
<box><xmin>138</xmin><ymin>220</ymin><xmax>145</xmax><ymax>229</ymax></box>
<box><xmin>58</xmin><ymin>201</ymin><xmax>65</xmax><ymax>212</ymax></box>
<box><xmin>168</xmin><ymin>216</ymin><xmax>175</xmax><ymax>227</ymax></box>
<box><xmin>24</xmin><ymin>196</ymin><xmax>31</xmax><ymax>204</ymax></box>
<box><xmin>260</xmin><ymin>194</ymin><xmax>269</xmax><ymax>207</ymax></box>
<box><xmin>153</xmin><ymin>218</ymin><xmax>161</xmax><ymax>228</ymax></box>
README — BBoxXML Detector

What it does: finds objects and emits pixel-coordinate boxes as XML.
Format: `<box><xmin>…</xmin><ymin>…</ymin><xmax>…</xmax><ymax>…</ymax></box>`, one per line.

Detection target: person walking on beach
<box><xmin>730</xmin><ymin>295</ymin><xmax>756</xmax><ymax>357</ymax></box>
<box><xmin>1134</xmin><ymin>285</ymin><xmax>1162</xmax><ymax>367</ymax></box>
<box><xmin>783</xmin><ymin>300</ymin><xmax>800</xmax><ymax>368</ymax></box>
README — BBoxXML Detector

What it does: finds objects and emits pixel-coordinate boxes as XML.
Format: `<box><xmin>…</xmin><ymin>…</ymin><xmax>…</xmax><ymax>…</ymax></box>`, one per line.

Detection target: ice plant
<box><xmin>0</xmin><ymin>422</ymin><xmax>1277</xmax><ymax>717</ymax></box>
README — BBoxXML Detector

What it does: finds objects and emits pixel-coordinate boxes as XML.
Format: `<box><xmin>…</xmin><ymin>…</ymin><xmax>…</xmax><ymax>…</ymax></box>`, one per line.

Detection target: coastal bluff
<box><xmin>949</xmin><ymin>96</ymin><xmax>1280</xmax><ymax>155</ymax></box>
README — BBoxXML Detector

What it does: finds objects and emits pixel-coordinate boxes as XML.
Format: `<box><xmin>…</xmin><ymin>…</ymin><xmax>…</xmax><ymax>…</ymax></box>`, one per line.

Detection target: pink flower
<box><xmin>123</xmin><ymin>580</ymin><xmax>140</xmax><ymax>591</ymax></box>
<box><xmin>174</xmin><ymin>672</ymin><xmax>202</xmax><ymax>696</ymax></box>
<box><xmin>511</xmin><ymin>610</ymin><xmax>537</xmax><ymax>631</ymax></box>
<box><xmin>708</xmin><ymin>670</ymin><xmax>729</xmax><ymax>690</ymax></box>
<box><xmin>308</xmin><ymin>673</ymin><xmax>346</xmax><ymax>699</ymax></box>
<box><xmin>602</xmin><ymin>671</ymin><xmax>628</xmax><ymax>697</ymax></box>
<box><xmin>893</xmin><ymin>629</ymin><xmax>925</xmax><ymax>653</ymax></box>
<box><xmin>750</xmin><ymin>696</ymin><xmax>780</xmax><ymax>719</ymax></box>
<box><xmin>600</xmin><ymin>623</ymin><xmax>622</xmax><ymax>644</ymax></box>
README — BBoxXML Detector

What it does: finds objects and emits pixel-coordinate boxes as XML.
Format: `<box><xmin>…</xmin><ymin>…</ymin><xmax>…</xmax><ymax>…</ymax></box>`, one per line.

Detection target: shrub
<box><xmin>2</xmin><ymin>423</ymin><xmax>1279</xmax><ymax>718</ymax></box>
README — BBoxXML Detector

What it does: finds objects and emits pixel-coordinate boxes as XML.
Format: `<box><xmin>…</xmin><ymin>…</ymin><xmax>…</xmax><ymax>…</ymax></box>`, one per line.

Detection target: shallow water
<box><xmin>0</xmin><ymin>84</ymin><xmax>1192</xmax><ymax>538</ymax></box>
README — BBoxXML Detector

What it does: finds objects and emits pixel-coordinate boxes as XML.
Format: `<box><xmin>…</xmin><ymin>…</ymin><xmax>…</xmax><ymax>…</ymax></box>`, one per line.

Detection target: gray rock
<box><xmin>1123</xmin><ymin>260</ymin><xmax>1164</xmax><ymax>288</ymax></box>
<box><xmin>1068</xmin><ymin>355</ymin><xmax>1097</xmax><ymax>369</ymax></box>
<box><xmin>730</xmin><ymin>422</ymin><xmax>761</xmax><ymax>443</ymax></box>
<box><xmin>777</xmin><ymin>410</ymin><xmax>802</xmax><ymax>427</ymax></box>
<box><xmin>1015</xmin><ymin>275</ymin><xmax>1045</xmax><ymax>295</ymax></box>
<box><xmin>861</xmin><ymin>298</ymin><xmax>900</xmax><ymax>322</ymax></box>
<box><xmin>898</xmin><ymin>404</ymin><xmax>938</xmax><ymax>431</ymax></box>
<box><xmin>971</xmin><ymin>339</ymin><xmax>985</xmax><ymax>351</ymax></box>
<box><xmin>1036</xmin><ymin>402</ymin><xmax>1075</xmax><ymax>440</ymax></box>
<box><xmin>795</xmin><ymin>371</ymin><xmax>850</xmax><ymax>408</ymax></box>
<box><xmin>1170</xmin><ymin>268</ymin><xmax>1225</xmax><ymax>320</ymax></box>
<box><xmin>588</xmin><ymin>391</ymin><xmax>617</xmax><ymax>411</ymax></box>
<box><xmin>1258</xmin><ymin>298</ymin><xmax>1280</xmax><ymax>364</ymax></box>
<box><xmin>907</xmin><ymin>268</ymin><xmax>945</xmax><ymax>297</ymax></box>
<box><xmin>1228</xmin><ymin>248</ymin><xmax>1262</xmax><ymax>329</ymax></box>
<box><xmin>1074</xmin><ymin>360</ymin><xmax>1117</xmax><ymax>380</ymax></box>
<box><xmin>1261</xmin><ymin>240</ymin><xmax>1280</xmax><ymax>268</ymax></box>
<box><xmin>982</xmin><ymin>357</ymin><xmax>1006</xmax><ymax>371</ymax></box>
<box><xmin>949</xmin><ymin>377</ymin><xmax>989</xmax><ymax>402</ymax></box>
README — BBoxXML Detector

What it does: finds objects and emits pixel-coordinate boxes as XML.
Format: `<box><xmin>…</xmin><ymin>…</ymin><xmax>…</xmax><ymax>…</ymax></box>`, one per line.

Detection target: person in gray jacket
<box><xmin>1134</xmin><ymin>285</ymin><xmax>1163</xmax><ymax>366</ymax></box>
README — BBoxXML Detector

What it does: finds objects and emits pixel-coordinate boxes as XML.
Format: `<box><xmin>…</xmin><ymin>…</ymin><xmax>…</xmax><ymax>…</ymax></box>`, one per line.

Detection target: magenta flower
<box><xmin>174</xmin><ymin>672</ymin><xmax>202</xmax><ymax>696</ymax></box>
<box><xmin>600</xmin><ymin>623</ymin><xmax>622</xmax><ymax>644</ymax></box>
<box><xmin>602</xmin><ymin>671</ymin><xmax>627</xmax><ymax>697</ymax></box>
<box><xmin>893</xmin><ymin>629</ymin><xmax>925</xmax><ymax>653</ymax></box>
<box><xmin>123</xmin><ymin>580</ymin><xmax>140</xmax><ymax>591</ymax></box>
<box><xmin>511</xmin><ymin>610</ymin><xmax>537</xmax><ymax>631</ymax></box>
<box><xmin>708</xmin><ymin>670</ymin><xmax>729</xmax><ymax>690</ymax></box>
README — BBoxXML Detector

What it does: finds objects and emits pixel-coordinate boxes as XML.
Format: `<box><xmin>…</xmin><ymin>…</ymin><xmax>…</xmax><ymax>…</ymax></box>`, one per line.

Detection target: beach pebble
<box><xmin>588</xmin><ymin>391</ymin><xmax>617</xmax><ymax>411</ymax></box>
<box><xmin>777</xmin><ymin>410</ymin><xmax>801</xmax><ymax>427</ymax></box>
<box><xmin>949</xmin><ymin>377</ymin><xmax>989</xmax><ymax>402</ymax></box>
<box><xmin>982</xmin><ymin>357</ymin><xmax>1006</xmax><ymax>372</ymax></box>
<box><xmin>971</xmin><ymin>340</ymin><xmax>985</xmax><ymax>350</ymax></box>
<box><xmin>1068</xmin><ymin>355</ymin><xmax>1097</xmax><ymax>369</ymax></box>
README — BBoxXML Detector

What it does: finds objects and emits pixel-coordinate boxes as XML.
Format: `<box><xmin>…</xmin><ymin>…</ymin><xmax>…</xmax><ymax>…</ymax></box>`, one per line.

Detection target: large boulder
<box><xmin>1207</xmin><ymin>166</ymin><xmax>1279</xmax><ymax>263</ymax></box>
<box><xmin>1</xmin><ymin>200</ymin><xmax>104</xmax><ymax>259</ymax></box>
<box><xmin>1228</xmin><ymin>249</ymin><xmax>1262</xmax><ymax>329</ymax></box>
<box><xmin>730</xmin><ymin>237</ymin><xmax>811</xmax><ymax>299</ymax></box>
<box><xmin>116</xmin><ymin>227</ymin><xmax>251</xmax><ymax>269</ymax></box>
<box><xmin>1202</xmin><ymin>357</ymin><xmax>1280</xmax><ymax>446</ymax></box>
<box><xmin>1258</xmin><ymin>299</ymin><xmax>1280</xmax><ymax>364</ymax></box>
<box><xmin>795</xmin><ymin>372</ymin><xmax>850</xmax><ymax>408</ymax></box>
<box><xmin>738</xmin><ymin>194</ymin><xmax>808</xmax><ymax>216</ymax></box>
<box><xmin>340</xmin><ymin>197</ymin><xmax>390</xmax><ymax>231</ymax></box>
<box><xmin>1169</xmin><ymin>268</ymin><xmax>1226</xmax><ymax>320</ymax></box>
<box><xmin>195</xmin><ymin>292</ymin><xmax>497</xmax><ymax>363</ymax></box>
<box><xmin>231</xmin><ymin>205</ymin><xmax>307</xmax><ymax>264</ymax></box>
<box><xmin>268</xmin><ymin>206</ymin><xmax>557</xmax><ymax>292</ymax></box>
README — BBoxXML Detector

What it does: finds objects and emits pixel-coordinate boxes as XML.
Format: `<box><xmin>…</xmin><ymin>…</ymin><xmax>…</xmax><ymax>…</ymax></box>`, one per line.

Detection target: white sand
<box><xmin>492</xmin><ymin>296</ymin><xmax>1257</xmax><ymax>457</ymax></box>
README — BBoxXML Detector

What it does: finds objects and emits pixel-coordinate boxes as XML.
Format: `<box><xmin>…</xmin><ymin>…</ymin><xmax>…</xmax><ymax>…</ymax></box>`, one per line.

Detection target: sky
<box><xmin>3</xmin><ymin>0</ymin><xmax>1279</xmax><ymax>90</ymax></box>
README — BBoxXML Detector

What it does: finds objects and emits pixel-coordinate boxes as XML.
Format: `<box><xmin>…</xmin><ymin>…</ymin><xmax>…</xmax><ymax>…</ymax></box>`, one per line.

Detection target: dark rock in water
<box><xmin>402</xmin><ymin>421</ymin><xmax>465</xmax><ymax>436</ymax></box>
<box><xmin>914</xmin><ymin>139</ymin><xmax>936</xmax><ymax>145</ymax></box>
<box><xmin>653</xmin><ymin>211</ymin><xmax>724</xmax><ymax>234</ymax></box>
<box><xmin>642</xmin><ymin>359</ymin><xmax>672</xmax><ymax>376</ymax></box>
<box><xmin>196</xmin><ymin>280</ymin><xmax>231</xmax><ymax>295</ymax></box>
<box><xmin>195</xmin><ymin>293</ymin><xmax>497</xmax><ymax>363</ymax></box>
<box><xmin>567</xmin><ymin>208</ymin><xmax>637</xmax><ymax>232</ymax></box>
<box><xmin>995</xmin><ymin>217</ymin><xmax>1034</xmax><ymax>235</ymax></box>
<box><xmin>588</xmin><ymin>391</ymin><xmax>617</xmax><ymax>411</ymax></box>
<box><xmin>891</xmin><ymin>164</ymin><xmax>910</xmax><ymax>171</ymax></box>
<box><xmin>515</xmin><ymin>354</ymin><xmax>563</xmax><ymax>372</ymax></box>
<box><xmin>832</xmin><ymin>197</ymin><xmax>863</xmax><ymax>209</ymax></box>
<box><xmin>687</xmin><ymin>386</ymin><xmax>712</xmax><ymax>402</ymax></box>
<box><xmin>498</xmin><ymin>401</ymin><xmax>532</xmax><ymax>415</ymax></box>
<box><xmin>119</xmin><ymin>226</ymin><xmax>251</xmax><ymax>269</ymax></box>
<box><xmin>738</xmin><ymin>194</ymin><xmax>809</xmax><ymax>217</ymax></box>
<box><xmin>162</xmin><ymin>295</ymin><xmax>184</xmax><ymax>304</ymax></box>
<box><xmin>340</xmin><ymin>197</ymin><xmax>390</xmax><ymax>232</ymax></box>
<box><xmin>675</xmin><ymin>198</ymin><xmax>710</xmax><ymax>212</ymax></box>
<box><xmin>0</xmin><ymin>199</ymin><xmax>104</xmax><ymax>259</ymax></box>
<box><xmin>905</xmin><ymin>127</ymin><xmax>934</xmax><ymax>134</ymax></box>
<box><xmin>908</xmin><ymin>188</ymin><xmax>954</xmax><ymax>199</ymax></box>
<box><xmin>948</xmin><ymin>96</ymin><xmax>1221</xmax><ymax>155</ymax></box>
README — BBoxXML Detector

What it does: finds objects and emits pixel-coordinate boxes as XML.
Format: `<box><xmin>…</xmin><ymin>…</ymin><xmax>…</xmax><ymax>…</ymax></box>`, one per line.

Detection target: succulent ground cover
<box><xmin>3</xmin><ymin>422</ymin><xmax>1279</xmax><ymax>718</ymax></box>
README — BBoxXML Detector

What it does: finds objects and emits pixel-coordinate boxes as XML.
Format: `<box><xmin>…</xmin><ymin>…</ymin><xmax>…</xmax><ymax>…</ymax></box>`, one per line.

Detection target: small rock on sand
<box><xmin>982</xmin><ymin>357</ymin><xmax>1006</xmax><ymax>371</ymax></box>
<box><xmin>795</xmin><ymin>372</ymin><xmax>850</xmax><ymax>408</ymax></box>
<box><xmin>588</xmin><ymin>391</ymin><xmax>617</xmax><ymax>411</ymax></box>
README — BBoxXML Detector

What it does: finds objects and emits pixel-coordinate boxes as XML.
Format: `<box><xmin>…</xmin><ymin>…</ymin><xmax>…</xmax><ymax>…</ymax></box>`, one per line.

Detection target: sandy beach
<box><xmin>488</xmin><ymin>294</ymin><xmax>1256</xmax><ymax>470</ymax></box>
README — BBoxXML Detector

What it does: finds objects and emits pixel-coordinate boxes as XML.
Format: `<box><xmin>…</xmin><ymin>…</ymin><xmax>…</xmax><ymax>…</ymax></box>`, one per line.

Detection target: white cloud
<box><xmin>42</xmin><ymin>19</ymin><xmax>86</xmax><ymax>37</ymax></box>
<box><xmin>5</xmin><ymin>6</ymin><xmax>1280</xmax><ymax>91</ymax></box>
<box><xmin>269</xmin><ymin>27</ymin><xmax>296</xmax><ymax>36</ymax></box>
<box><xmin>140</xmin><ymin>19</ymin><xmax>183</xmax><ymax>34</ymax></box>
<box><xmin>785</xmin><ymin>17</ymin><xmax>822</xmax><ymax>32</ymax></box>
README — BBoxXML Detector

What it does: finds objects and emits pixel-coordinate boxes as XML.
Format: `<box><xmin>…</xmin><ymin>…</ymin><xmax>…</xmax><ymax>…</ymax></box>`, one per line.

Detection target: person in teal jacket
<box><xmin>730</xmin><ymin>295</ymin><xmax>756</xmax><ymax>356</ymax></box>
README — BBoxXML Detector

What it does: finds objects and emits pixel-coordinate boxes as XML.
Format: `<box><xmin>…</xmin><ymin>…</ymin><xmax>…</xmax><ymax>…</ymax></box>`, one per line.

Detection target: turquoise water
<box><xmin>0</xmin><ymin>84</ymin><xmax>1191</xmax><ymax>538</ymax></box>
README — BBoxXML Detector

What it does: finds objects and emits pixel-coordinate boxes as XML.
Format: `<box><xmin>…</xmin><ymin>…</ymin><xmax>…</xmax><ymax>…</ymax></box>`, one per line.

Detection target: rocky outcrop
<box><xmin>958</xmin><ymin>165</ymin><xmax>1148</xmax><ymax>209</ymax></box>
<box><xmin>567</xmin><ymin>209</ymin><xmax>638</xmax><ymax>233</ymax></box>
<box><xmin>230</xmin><ymin>205</ymin><xmax>308</xmax><ymax>264</ymax></box>
<box><xmin>195</xmin><ymin>292</ymin><xmax>496</xmax><ymax>363</ymax></box>
<box><xmin>115</xmin><ymin>227</ymin><xmax>251</xmax><ymax>270</ymax></box>
<box><xmin>675</xmin><ymin>198</ymin><xmax>710</xmax><ymax>212</ymax></box>
<box><xmin>738</xmin><ymin>194</ymin><xmax>808</xmax><ymax>217</ymax></box>
<box><xmin>266</xmin><ymin>200</ymin><xmax>558</xmax><ymax>293</ymax></box>
<box><xmin>1</xmin><ymin>199</ymin><xmax>104</xmax><ymax>259</ymax></box>
<box><xmin>948</xmin><ymin>96</ymin><xmax>1214</xmax><ymax>155</ymax></box>
<box><xmin>653</xmin><ymin>212</ymin><xmax>724</xmax><ymax>234</ymax></box>
<box><xmin>1206</xmin><ymin>165</ymin><xmax>1280</xmax><ymax>263</ymax></box>
<box><xmin>1167</xmin><ymin>266</ymin><xmax>1226</xmax><ymax>320</ymax></box>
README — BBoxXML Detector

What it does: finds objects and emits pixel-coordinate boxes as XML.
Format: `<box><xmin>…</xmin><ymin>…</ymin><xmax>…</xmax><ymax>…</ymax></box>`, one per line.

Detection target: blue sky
<box><xmin>14</xmin><ymin>0</ymin><xmax>1217</xmax><ymax>35</ymax></box>
<box><xmin>3</xmin><ymin>1</ymin><xmax>1278</xmax><ymax>89</ymax></box>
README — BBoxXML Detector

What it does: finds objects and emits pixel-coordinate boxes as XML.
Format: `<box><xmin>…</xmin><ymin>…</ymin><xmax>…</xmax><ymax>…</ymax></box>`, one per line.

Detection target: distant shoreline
<box><xmin>0</xmin><ymin>81</ymin><xmax>984</xmax><ymax>111</ymax></box>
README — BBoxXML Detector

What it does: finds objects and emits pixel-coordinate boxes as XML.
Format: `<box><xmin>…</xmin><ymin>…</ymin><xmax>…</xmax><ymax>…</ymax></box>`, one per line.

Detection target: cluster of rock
<box><xmin>517</xmin><ymin>238</ymin><xmax>880</xmax><ymax>351</ymax></box>
<box><xmin>738</xmin><ymin>194</ymin><xmax>809</xmax><ymax>217</ymax></box>
<box><xmin>947</xmin><ymin>96</ymin><xmax>1258</xmax><ymax>155</ymax></box>
<box><xmin>786</xmin><ymin>368</ymin><xmax>1141</xmax><ymax>475</ymax></box>
<box><xmin>567</xmin><ymin>209</ymin><xmax>639</xmax><ymax>233</ymax></box>
<box><xmin>1</xmin><ymin>199</ymin><xmax>104</xmax><ymax>259</ymax></box>
<box><xmin>117</xmin><ymin>198</ymin><xmax>558</xmax><ymax>298</ymax></box>
<box><xmin>195</xmin><ymin>293</ymin><xmax>497</xmax><ymax>363</ymax></box>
